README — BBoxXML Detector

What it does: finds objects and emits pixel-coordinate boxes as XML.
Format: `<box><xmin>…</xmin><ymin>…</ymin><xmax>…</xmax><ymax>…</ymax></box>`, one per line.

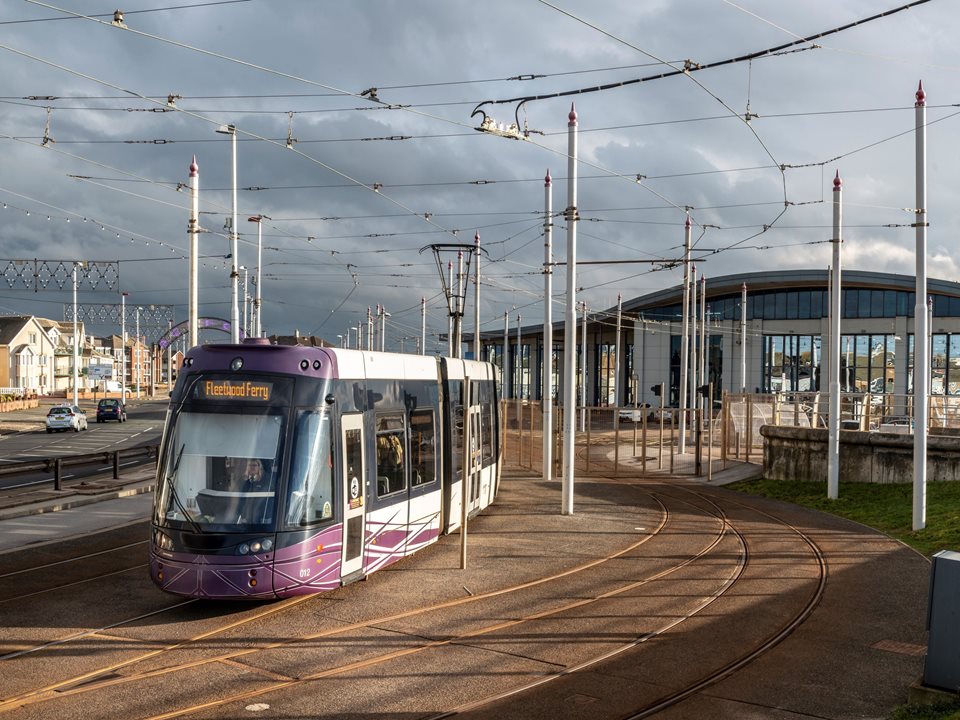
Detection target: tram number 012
<box><xmin>299</xmin><ymin>568</ymin><xmax>311</xmax><ymax>578</ymax></box>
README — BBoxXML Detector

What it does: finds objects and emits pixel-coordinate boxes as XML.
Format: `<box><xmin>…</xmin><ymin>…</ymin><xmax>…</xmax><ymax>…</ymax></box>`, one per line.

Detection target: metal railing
<box><xmin>501</xmin><ymin>390</ymin><xmax>957</xmax><ymax>478</ymax></box>
<box><xmin>0</xmin><ymin>444</ymin><xmax>158</xmax><ymax>490</ymax></box>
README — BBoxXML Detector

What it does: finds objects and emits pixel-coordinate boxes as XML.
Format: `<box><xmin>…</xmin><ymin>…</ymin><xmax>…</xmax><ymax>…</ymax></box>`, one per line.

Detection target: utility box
<box><xmin>923</xmin><ymin>550</ymin><xmax>960</xmax><ymax>692</ymax></box>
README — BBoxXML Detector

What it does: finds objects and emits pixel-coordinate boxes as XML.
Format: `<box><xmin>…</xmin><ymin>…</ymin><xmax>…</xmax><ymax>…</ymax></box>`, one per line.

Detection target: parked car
<box><xmin>45</xmin><ymin>405</ymin><xmax>88</xmax><ymax>433</ymax></box>
<box><xmin>96</xmin><ymin>399</ymin><xmax>127</xmax><ymax>423</ymax></box>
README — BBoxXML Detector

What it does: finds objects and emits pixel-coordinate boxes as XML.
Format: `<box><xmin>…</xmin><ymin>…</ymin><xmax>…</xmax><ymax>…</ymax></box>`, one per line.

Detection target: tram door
<box><xmin>340</xmin><ymin>414</ymin><xmax>366</xmax><ymax>578</ymax></box>
<box><xmin>466</xmin><ymin>402</ymin><xmax>482</xmax><ymax>512</ymax></box>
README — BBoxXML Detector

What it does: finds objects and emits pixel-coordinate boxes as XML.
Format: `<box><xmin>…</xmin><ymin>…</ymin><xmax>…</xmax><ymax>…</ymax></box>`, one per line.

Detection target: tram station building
<box><xmin>482</xmin><ymin>269</ymin><xmax>960</xmax><ymax>412</ymax></box>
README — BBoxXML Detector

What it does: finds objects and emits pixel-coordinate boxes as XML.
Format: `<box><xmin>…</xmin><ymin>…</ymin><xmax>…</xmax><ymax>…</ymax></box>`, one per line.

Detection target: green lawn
<box><xmin>727</xmin><ymin>478</ymin><xmax>960</xmax><ymax>558</ymax></box>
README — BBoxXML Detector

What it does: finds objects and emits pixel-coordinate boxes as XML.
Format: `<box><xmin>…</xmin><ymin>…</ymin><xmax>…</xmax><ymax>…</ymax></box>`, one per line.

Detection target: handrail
<box><xmin>0</xmin><ymin>444</ymin><xmax>159</xmax><ymax>490</ymax></box>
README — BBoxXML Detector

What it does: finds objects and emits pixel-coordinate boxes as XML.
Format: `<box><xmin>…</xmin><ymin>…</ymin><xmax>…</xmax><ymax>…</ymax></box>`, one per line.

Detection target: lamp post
<box><xmin>216</xmin><ymin>123</ymin><xmax>240</xmax><ymax>343</ymax></box>
<box><xmin>72</xmin><ymin>261</ymin><xmax>85</xmax><ymax>406</ymax></box>
<box><xmin>188</xmin><ymin>156</ymin><xmax>199</xmax><ymax>349</ymax></box>
<box><xmin>135</xmin><ymin>306</ymin><xmax>142</xmax><ymax>399</ymax></box>
<box><xmin>121</xmin><ymin>291</ymin><xmax>128</xmax><ymax>404</ymax></box>
<box><xmin>248</xmin><ymin>214</ymin><xmax>268</xmax><ymax>337</ymax></box>
<box><xmin>240</xmin><ymin>266</ymin><xmax>248</xmax><ymax>337</ymax></box>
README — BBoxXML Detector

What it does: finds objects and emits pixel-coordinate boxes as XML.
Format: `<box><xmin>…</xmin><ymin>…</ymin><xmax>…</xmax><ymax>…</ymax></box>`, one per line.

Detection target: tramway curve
<box><xmin>0</xmin><ymin>478</ymin><xmax>694</xmax><ymax>718</ymax></box>
<box><xmin>0</xmin><ymin>480</ymin><xmax>748</xmax><ymax>720</ymax></box>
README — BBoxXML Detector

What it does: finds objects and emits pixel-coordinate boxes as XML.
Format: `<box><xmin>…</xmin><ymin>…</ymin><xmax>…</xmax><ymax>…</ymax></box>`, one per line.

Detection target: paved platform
<box><xmin>0</xmin><ymin>443</ymin><xmax>935</xmax><ymax>717</ymax></box>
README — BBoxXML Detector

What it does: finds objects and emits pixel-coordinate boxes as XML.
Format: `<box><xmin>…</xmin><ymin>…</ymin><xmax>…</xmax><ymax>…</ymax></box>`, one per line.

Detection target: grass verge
<box><xmin>727</xmin><ymin>478</ymin><xmax>960</xmax><ymax>557</ymax></box>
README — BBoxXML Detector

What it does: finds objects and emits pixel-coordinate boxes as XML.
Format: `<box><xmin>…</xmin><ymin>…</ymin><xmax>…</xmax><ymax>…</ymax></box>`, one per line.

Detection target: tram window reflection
<box><xmin>286</xmin><ymin>409</ymin><xmax>333</xmax><ymax>527</ymax></box>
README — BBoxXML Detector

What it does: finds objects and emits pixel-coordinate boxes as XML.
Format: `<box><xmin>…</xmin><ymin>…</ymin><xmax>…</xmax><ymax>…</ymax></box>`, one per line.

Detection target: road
<box><xmin>0</xmin><ymin>398</ymin><xmax>166</xmax><ymax>491</ymax></box>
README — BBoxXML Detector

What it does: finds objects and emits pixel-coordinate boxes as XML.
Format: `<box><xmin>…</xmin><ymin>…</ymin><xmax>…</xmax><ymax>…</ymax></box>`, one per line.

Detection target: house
<box><xmin>0</xmin><ymin>316</ymin><xmax>58</xmax><ymax>395</ymax></box>
<box><xmin>37</xmin><ymin>317</ymin><xmax>91</xmax><ymax>395</ymax></box>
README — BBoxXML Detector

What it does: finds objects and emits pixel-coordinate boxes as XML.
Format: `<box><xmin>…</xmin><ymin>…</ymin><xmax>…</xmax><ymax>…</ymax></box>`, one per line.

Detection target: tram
<box><xmin>149</xmin><ymin>338</ymin><xmax>501</xmax><ymax>599</ymax></box>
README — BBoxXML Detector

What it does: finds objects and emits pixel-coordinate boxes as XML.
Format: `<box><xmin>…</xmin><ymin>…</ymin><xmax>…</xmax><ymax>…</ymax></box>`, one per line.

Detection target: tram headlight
<box><xmin>154</xmin><ymin>529</ymin><xmax>174</xmax><ymax>551</ymax></box>
<box><xmin>237</xmin><ymin>538</ymin><xmax>274</xmax><ymax>555</ymax></box>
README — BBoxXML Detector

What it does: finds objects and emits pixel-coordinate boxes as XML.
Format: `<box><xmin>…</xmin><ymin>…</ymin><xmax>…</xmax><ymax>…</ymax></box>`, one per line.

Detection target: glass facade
<box><xmin>641</xmin><ymin>288</ymin><xmax>960</xmax><ymax>322</ymax></box>
<box><xmin>669</xmin><ymin>335</ymin><xmax>722</xmax><ymax>406</ymax></box>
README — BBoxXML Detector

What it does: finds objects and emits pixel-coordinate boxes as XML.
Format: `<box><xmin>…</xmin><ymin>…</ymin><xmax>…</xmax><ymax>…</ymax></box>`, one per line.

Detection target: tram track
<box><xmin>0</xmin><ymin>479</ymin><xmax>829</xmax><ymax>720</ymax></box>
<box><xmin>4</xmin><ymin>488</ymin><xmax>741</xmax><ymax>720</ymax></box>
<box><xmin>0</xmin><ymin>486</ymin><xmax>688</xmax><ymax>716</ymax></box>
<box><xmin>435</xmin><ymin>484</ymin><xmax>828</xmax><ymax>720</ymax></box>
<box><xmin>131</xmin><ymin>487</ymin><xmax>740</xmax><ymax>720</ymax></box>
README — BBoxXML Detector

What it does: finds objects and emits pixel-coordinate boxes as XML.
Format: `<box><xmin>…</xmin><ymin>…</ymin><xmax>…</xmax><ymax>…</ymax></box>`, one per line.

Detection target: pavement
<box><xmin>0</xmin><ymin>410</ymin><xmax>945</xmax><ymax>717</ymax></box>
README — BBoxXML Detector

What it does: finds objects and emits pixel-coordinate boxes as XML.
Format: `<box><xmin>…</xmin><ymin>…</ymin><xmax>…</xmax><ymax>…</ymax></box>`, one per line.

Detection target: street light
<box><xmin>121</xmin><ymin>291</ymin><xmax>128</xmax><ymax>404</ymax></box>
<box><xmin>239</xmin><ymin>266</ymin><xmax>248</xmax><ymax>338</ymax></box>
<box><xmin>215</xmin><ymin>123</ymin><xmax>239</xmax><ymax>343</ymax></box>
<box><xmin>248</xmin><ymin>214</ymin><xmax>268</xmax><ymax>337</ymax></box>
<box><xmin>72</xmin><ymin>261</ymin><xmax>85</xmax><ymax>406</ymax></box>
<box><xmin>135</xmin><ymin>306</ymin><xmax>141</xmax><ymax>399</ymax></box>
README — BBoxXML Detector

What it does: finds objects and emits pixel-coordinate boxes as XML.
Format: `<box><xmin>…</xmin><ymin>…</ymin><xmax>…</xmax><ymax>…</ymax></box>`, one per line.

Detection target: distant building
<box><xmin>479</xmin><ymin>269</ymin><xmax>960</xmax><ymax>411</ymax></box>
<box><xmin>0</xmin><ymin>316</ymin><xmax>56</xmax><ymax>395</ymax></box>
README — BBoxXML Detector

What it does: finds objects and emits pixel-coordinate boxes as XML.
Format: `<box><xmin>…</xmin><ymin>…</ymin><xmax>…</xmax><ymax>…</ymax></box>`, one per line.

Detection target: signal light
<box><xmin>651</xmin><ymin>384</ymin><xmax>663</xmax><ymax>396</ymax></box>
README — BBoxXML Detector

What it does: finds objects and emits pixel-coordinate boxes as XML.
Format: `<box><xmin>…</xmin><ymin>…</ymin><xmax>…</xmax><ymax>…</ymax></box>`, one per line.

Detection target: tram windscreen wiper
<box><xmin>165</xmin><ymin>443</ymin><xmax>203</xmax><ymax>534</ymax></box>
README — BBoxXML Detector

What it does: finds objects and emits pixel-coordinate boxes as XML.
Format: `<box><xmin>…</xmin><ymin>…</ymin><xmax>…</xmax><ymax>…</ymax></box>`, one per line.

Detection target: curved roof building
<box><xmin>482</xmin><ymin>269</ymin><xmax>960</xmax><ymax>409</ymax></box>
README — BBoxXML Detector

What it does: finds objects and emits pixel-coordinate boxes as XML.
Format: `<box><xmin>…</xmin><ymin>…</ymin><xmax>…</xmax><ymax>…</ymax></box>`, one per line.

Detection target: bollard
<box><xmin>54</xmin><ymin>457</ymin><xmax>62</xmax><ymax>491</ymax></box>
<box><xmin>614</xmin><ymin>408</ymin><xmax>620</xmax><ymax>476</ymax></box>
<box><xmin>694</xmin><ymin>409</ymin><xmax>703</xmax><ymax>477</ymax></box>
<box><xmin>113</xmin><ymin>450</ymin><xmax>121</xmax><ymax>479</ymax></box>
<box><xmin>517</xmin><ymin>402</ymin><xmax>523</xmax><ymax>467</ymax></box>
<box><xmin>708</xmin><ymin>410</ymin><xmax>714</xmax><ymax>481</ymax></box>
<box><xmin>585</xmin><ymin>407</ymin><xmax>591</xmax><ymax>473</ymax></box>
<box><xmin>641</xmin><ymin>410</ymin><xmax>647</xmax><ymax>475</ymax></box>
<box><xmin>669</xmin><ymin>417</ymin><xmax>674</xmax><ymax>474</ymax></box>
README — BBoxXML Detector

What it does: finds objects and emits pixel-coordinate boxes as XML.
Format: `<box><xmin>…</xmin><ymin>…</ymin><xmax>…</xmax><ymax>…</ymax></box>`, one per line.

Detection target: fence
<box><xmin>501</xmin><ymin>390</ymin><xmax>959</xmax><ymax>478</ymax></box>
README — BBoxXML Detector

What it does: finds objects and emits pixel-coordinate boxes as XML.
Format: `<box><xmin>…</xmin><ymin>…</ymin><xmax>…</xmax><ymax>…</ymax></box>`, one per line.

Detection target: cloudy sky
<box><xmin>0</xmin><ymin>0</ymin><xmax>956</xmax><ymax>350</ymax></box>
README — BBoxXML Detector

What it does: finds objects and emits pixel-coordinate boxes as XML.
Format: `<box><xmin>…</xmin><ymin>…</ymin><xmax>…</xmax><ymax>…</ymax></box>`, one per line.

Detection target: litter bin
<box><xmin>923</xmin><ymin>550</ymin><xmax>960</xmax><ymax>691</ymax></box>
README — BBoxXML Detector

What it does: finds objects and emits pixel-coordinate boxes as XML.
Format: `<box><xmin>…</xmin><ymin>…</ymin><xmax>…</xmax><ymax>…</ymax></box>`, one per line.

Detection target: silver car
<box><xmin>45</xmin><ymin>405</ymin><xmax>88</xmax><ymax>433</ymax></box>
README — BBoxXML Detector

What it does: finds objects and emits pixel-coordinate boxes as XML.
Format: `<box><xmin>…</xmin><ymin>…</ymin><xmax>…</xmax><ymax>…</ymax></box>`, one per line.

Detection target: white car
<box><xmin>45</xmin><ymin>405</ymin><xmax>88</xmax><ymax>433</ymax></box>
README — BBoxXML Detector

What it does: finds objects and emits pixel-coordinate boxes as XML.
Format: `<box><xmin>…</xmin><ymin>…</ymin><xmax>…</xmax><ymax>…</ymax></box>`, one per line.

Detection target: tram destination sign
<box><xmin>197</xmin><ymin>380</ymin><xmax>273</xmax><ymax>402</ymax></box>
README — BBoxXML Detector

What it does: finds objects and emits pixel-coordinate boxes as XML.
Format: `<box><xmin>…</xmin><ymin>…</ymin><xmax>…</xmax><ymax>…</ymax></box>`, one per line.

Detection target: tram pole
<box><xmin>460</xmin><ymin>376</ymin><xmax>472</xmax><ymax>569</ymax></box>
<box><xmin>474</xmin><ymin>232</ymin><xmax>481</xmax><ymax>360</ymax></box>
<box><xmin>913</xmin><ymin>82</ymin><xmax>928</xmax><ymax>530</ymax></box>
<box><xmin>828</xmin><ymin>171</ymin><xmax>842</xmax><ymax>500</ymax></box>
<box><xmin>561</xmin><ymin>103</ymin><xmax>578</xmax><ymax>515</ymax></box>
<box><xmin>679</xmin><ymin>215</ymin><xmax>691</xmax><ymax>453</ymax></box>
<box><xmin>543</xmin><ymin>170</ymin><xmax>554</xmax><ymax>482</ymax></box>
<box><xmin>188</xmin><ymin>156</ymin><xmax>199</xmax><ymax>349</ymax></box>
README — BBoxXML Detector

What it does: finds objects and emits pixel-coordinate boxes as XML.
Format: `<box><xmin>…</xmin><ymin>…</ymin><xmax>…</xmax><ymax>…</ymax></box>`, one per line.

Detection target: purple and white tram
<box><xmin>150</xmin><ymin>339</ymin><xmax>501</xmax><ymax>599</ymax></box>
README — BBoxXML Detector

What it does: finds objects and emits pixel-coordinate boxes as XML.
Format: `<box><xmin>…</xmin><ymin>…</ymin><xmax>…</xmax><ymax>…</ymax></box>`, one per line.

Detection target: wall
<box><xmin>0</xmin><ymin>397</ymin><xmax>39</xmax><ymax>412</ymax></box>
<box><xmin>761</xmin><ymin>425</ymin><xmax>960</xmax><ymax>483</ymax></box>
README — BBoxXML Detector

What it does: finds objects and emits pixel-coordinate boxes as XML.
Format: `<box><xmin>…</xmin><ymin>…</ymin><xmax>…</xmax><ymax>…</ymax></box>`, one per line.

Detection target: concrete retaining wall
<box><xmin>760</xmin><ymin>425</ymin><xmax>960</xmax><ymax>483</ymax></box>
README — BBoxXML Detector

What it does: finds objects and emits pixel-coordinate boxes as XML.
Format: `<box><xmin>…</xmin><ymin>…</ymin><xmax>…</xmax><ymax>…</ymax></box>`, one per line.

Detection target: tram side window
<box><xmin>376</xmin><ymin>414</ymin><xmax>407</xmax><ymax>497</ymax></box>
<box><xmin>286</xmin><ymin>409</ymin><xmax>334</xmax><ymax>527</ymax></box>
<box><xmin>410</xmin><ymin>409</ymin><xmax>436</xmax><ymax>486</ymax></box>
<box><xmin>477</xmin><ymin>380</ymin><xmax>494</xmax><ymax>465</ymax></box>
